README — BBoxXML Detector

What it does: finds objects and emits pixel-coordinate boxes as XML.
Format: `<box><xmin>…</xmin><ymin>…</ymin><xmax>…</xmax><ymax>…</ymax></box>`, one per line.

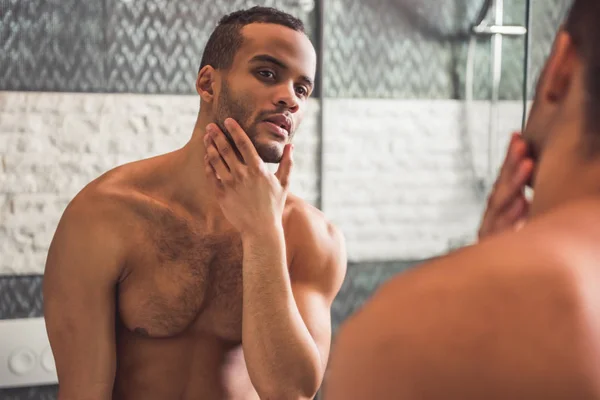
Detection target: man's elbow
<box><xmin>258</xmin><ymin>386</ymin><xmax>319</xmax><ymax>400</ymax></box>
<box><xmin>296</xmin><ymin>371</ymin><xmax>322</xmax><ymax>400</ymax></box>
<box><xmin>256</xmin><ymin>368</ymin><xmax>322</xmax><ymax>400</ymax></box>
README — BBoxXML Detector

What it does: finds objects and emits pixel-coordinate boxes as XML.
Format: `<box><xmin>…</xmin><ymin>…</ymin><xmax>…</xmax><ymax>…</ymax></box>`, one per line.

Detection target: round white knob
<box><xmin>8</xmin><ymin>348</ymin><xmax>37</xmax><ymax>376</ymax></box>
<box><xmin>41</xmin><ymin>347</ymin><xmax>56</xmax><ymax>372</ymax></box>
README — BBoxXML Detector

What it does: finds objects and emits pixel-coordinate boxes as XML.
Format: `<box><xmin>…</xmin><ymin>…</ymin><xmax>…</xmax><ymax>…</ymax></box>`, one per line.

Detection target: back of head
<box><xmin>564</xmin><ymin>0</ymin><xmax>600</xmax><ymax>138</ymax></box>
<box><xmin>521</xmin><ymin>0</ymin><xmax>600</xmax><ymax>215</ymax></box>
<box><xmin>199</xmin><ymin>6</ymin><xmax>306</xmax><ymax>72</ymax></box>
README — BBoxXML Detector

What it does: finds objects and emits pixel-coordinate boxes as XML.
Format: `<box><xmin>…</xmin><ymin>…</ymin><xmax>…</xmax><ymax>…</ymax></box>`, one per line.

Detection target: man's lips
<box><xmin>263</xmin><ymin>114</ymin><xmax>291</xmax><ymax>134</ymax></box>
<box><xmin>263</xmin><ymin>121</ymin><xmax>288</xmax><ymax>139</ymax></box>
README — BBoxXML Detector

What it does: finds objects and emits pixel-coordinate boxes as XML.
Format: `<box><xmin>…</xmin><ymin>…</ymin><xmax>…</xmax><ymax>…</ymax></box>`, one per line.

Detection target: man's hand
<box><xmin>478</xmin><ymin>132</ymin><xmax>534</xmax><ymax>240</ymax></box>
<box><xmin>204</xmin><ymin>118</ymin><xmax>293</xmax><ymax>235</ymax></box>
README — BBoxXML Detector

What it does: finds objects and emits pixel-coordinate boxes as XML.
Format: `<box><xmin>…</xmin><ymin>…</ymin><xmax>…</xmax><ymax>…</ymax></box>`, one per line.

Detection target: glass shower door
<box><xmin>462</xmin><ymin>0</ymin><xmax>528</xmax><ymax>193</ymax></box>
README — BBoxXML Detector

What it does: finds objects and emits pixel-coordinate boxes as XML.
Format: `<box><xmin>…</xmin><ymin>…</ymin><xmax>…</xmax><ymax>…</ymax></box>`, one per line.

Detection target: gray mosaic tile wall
<box><xmin>323</xmin><ymin>0</ymin><xmax>497</xmax><ymax>98</ymax></box>
<box><xmin>0</xmin><ymin>277</ymin><xmax>44</xmax><ymax>320</ymax></box>
<box><xmin>0</xmin><ymin>385</ymin><xmax>58</xmax><ymax>400</ymax></box>
<box><xmin>330</xmin><ymin>261</ymin><xmax>420</xmax><ymax>334</ymax></box>
<box><xmin>1</xmin><ymin>0</ymin><xmax>571</xmax><ymax>99</ymax></box>
<box><xmin>0</xmin><ymin>0</ymin><xmax>319</xmax><ymax>94</ymax></box>
<box><xmin>322</xmin><ymin>0</ymin><xmax>571</xmax><ymax>100</ymax></box>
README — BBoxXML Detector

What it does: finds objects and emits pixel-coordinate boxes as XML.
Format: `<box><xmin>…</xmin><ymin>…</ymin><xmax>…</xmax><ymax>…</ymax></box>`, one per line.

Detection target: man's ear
<box><xmin>197</xmin><ymin>66</ymin><xmax>218</xmax><ymax>103</ymax></box>
<box><xmin>538</xmin><ymin>30</ymin><xmax>579</xmax><ymax>104</ymax></box>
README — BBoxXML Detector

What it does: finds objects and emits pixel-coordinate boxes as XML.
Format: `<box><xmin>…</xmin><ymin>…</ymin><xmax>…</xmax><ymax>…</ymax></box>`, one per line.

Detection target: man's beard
<box><xmin>214</xmin><ymin>81</ymin><xmax>288</xmax><ymax>164</ymax></box>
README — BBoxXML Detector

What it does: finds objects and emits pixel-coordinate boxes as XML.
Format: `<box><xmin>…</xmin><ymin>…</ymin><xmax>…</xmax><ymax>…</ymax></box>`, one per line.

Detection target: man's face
<box><xmin>212</xmin><ymin>23</ymin><xmax>317</xmax><ymax>163</ymax></box>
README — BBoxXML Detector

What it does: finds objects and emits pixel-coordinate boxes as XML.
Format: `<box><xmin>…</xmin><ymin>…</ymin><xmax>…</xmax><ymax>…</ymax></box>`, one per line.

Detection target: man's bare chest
<box><xmin>117</xmin><ymin>207</ymin><xmax>245</xmax><ymax>341</ymax></box>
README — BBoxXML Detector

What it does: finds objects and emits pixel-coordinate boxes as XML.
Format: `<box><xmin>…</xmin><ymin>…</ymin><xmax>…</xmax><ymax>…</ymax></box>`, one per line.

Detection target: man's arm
<box><xmin>241</xmin><ymin>212</ymin><xmax>347</xmax><ymax>399</ymax></box>
<box><xmin>323</xmin><ymin>221</ymin><xmax>600</xmax><ymax>400</ymax></box>
<box><xmin>203</xmin><ymin>119</ymin><xmax>347</xmax><ymax>399</ymax></box>
<box><xmin>43</xmin><ymin>198</ymin><xmax>125</xmax><ymax>400</ymax></box>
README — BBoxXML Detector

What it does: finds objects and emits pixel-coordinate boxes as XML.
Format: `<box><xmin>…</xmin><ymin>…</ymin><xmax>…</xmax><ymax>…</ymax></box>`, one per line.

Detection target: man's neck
<box><xmin>162</xmin><ymin>113</ymin><xmax>226</xmax><ymax>223</ymax></box>
<box><xmin>530</xmin><ymin>158</ymin><xmax>600</xmax><ymax>219</ymax></box>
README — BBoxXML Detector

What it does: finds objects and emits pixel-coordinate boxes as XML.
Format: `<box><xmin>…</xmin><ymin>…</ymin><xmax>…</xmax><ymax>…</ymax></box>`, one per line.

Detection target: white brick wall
<box><xmin>0</xmin><ymin>92</ymin><xmax>526</xmax><ymax>275</ymax></box>
<box><xmin>322</xmin><ymin>99</ymin><xmax>525</xmax><ymax>260</ymax></box>
<box><xmin>0</xmin><ymin>92</ymin><xmax>319</xmax><ymax>275</ymax></box>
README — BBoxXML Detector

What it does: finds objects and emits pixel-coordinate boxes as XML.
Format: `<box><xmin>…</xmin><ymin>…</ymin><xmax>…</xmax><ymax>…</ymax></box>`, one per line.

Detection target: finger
<box><xmin>205</xmin><ymin>138</ymin><xmax>232</xmax><ymax>184</ymax></box>
<box><xmin>224</xmin><ymin>118</ymin><xmax>262</xmax><ymax>167</ymax></box>
<box><xmin>204</xmin><ymin>156</ymin><xmax>225</xmax><ymax>195</ymax></box>
<box><xmin>480</xmin><ymin>195</ymin><xmax>524</xmax><ymax>238</ymax></box>
<box><xmin>480</xmin><ymin>153</ymin><xmax>529</xmax><ymax>239</ymax></box>
<box><xmin>514</xmin><ymin>158</ymin><xmax>534</xmax><ymax>187</ymax></box>
<box><xmin>491</xmin><ymin>195</ymin><xmax>529</xmax><ymax>234</ymax></box>
<box><xmin>498</xmin><ymin>132</ymin><xmax>527</xmax><ymax>182</ymax></box>
<box><xmin>505</xmin><ymin>195</ymin><xmax>529</xmax><ymax>223</ymax></box>
<box><xmin>206</xmin><ymin>124</ymin><xmax>240</xmax><ymax>172</ymax></box>
<box><xmin>488</xmin><ymin>158</ymin><xmax>534</xmax><ymax>214</ymax></box>
<box><xmin>496</xmin><ymin>133</ymin><xmax>519</xmax><ymax>179</ymax></box>
<box><xmin>505</xmin><ymin>132</ymin><xmax>520</xmax><ymax>163</ymax></box>
<box><xmin>478</xmin><ymin>209</ymin><xmax>491</xmax><ymax>239</ymax></box>
<box><xmin>275</xmin><ymin>144</ymin><xmax>294</xmax><ymax>188</ymax></box>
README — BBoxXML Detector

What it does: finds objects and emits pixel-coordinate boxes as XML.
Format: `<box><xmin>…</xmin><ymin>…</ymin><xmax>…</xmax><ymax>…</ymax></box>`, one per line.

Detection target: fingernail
<box><xmin>224</xmin><ymin>118</ymin><xmax>233</xmax><ymax>129</ymax></box>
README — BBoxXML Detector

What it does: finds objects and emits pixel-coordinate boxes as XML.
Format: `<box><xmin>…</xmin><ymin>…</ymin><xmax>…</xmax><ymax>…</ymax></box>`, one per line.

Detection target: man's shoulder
<box><xmin>375</xmin><ymin>210</ymin><xmax>587</xmax><ymax>307</ymax></box>
<box><xmin>45</xmin><ymin>181</ymin><xmax>138</xmax><ymax>279</ymax></box>
<box><xmin>284</xmin><ymin>194</ymin><xmax>347</xmax><ymax>281</ymax></box>
<box><xmin>333</xmin><ymin>200</ymin><xmax>600</xmax><ymax>398</ymax></box>
<box><xmin>524</xmin><ymin>197</ymin><xmax>600</xmax><ymax>249</ymax></box>
<box><xmin>361</xmin><ymin>197</ymin><xmax>600</xmax><ymax>339</ymax></box>
<box><xmin>285</xmin><ymin>194</ymin><xmax>345</xmax><ymax>255</ymax></box>
<box><xmin>61</xmin><ymin>169</ymin><xmax>152</xmax><ymax>236</ymax></box>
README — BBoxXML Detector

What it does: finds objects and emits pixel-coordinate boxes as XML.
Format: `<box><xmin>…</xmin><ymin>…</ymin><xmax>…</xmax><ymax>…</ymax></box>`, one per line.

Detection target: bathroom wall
<box><xmin>0</xmin><ymin>0</ymin><xmax>571</xmax><ymax>398</ymax></box>
<box><xmin>322</xmin><ymin>0</ymin><xmax>570</xmax><ymax>333</ymax></box>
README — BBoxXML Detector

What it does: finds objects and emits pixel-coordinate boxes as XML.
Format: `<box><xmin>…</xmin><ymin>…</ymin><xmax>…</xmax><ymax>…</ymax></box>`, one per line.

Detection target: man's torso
<box><xmin>359</xmin><ymin>198</ymin><xmax>600</xmax><ymax>399</ymax></box>
<box><xmin>90</xmin><ymin>155</ymin><xmax>304</xmax><ymax>400</ymax></box>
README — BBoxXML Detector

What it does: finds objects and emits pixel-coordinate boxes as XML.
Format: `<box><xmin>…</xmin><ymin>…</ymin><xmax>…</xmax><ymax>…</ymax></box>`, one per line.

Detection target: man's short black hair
<box><xmin>199</xmin><ymin>6</ymin><xmax>305</xmax><ymax>72</ymax></box>
<box><xmin>564</xmin><ymin>0</ymin><xmax>600</xmax><ymax>135</ymax></box>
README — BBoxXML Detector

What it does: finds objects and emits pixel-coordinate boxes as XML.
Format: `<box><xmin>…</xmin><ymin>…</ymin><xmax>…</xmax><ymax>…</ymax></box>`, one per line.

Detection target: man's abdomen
<box><xmin>113</xmin><ymin>331</ymin><xmax>257</xmax><ymax>400</ymax></box>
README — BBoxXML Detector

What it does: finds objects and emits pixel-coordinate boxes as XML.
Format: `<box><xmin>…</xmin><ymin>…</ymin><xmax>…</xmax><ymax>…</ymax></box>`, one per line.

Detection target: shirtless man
<box><xmin>324</xmin><ymin>0</ymin><xmax>600</xmax><ymax>398</ymax></box>
<box><xmin>43</xmin><ymin>6</ymin><xmax>347</xmax><ymax>400</ymax></box>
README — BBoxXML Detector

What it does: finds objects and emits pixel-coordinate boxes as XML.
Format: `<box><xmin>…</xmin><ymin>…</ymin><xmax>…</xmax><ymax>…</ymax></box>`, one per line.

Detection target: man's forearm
<box><xmin>241</xmin><ymin>224</ymin><xmax>322</xmax><ymax>399</ymax></box>
<box><xmin>57</xmin><ymin>382</ymin><xmax>113</xmax><ymax>400</ymax></box>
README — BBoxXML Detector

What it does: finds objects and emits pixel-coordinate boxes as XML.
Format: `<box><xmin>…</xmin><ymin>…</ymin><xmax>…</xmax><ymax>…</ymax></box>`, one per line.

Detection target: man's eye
<box><xmin>296</xmin><ymin>86</ymin><xmax>308</xmax><ymax>97</ymax></box>
<box><xmin>258</xmin><ymin>71</ymin><xmax>275</xmax><ymax>79</ymax></box>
